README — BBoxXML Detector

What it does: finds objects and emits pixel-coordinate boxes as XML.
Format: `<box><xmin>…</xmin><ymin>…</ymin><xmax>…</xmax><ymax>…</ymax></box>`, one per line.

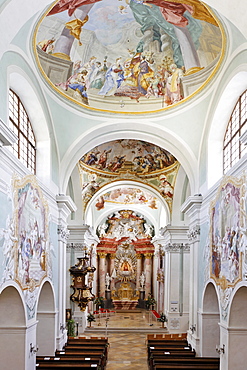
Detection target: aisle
<box><xmin>106</xmin><ymin>332</ymin><xmax>148</xmax><ymax>370</ymax></box>
<box><xmin>84</xmin><ymin>310</ymin><xmax>165</xmax><ymax>369</ymax></box>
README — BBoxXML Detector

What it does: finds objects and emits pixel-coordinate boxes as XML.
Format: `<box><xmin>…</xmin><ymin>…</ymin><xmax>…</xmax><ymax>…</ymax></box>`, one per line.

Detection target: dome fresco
<box><xmin>34</xmin><ymin>0</ymin><xmax>223</xmax><ymax>114</ymax></box>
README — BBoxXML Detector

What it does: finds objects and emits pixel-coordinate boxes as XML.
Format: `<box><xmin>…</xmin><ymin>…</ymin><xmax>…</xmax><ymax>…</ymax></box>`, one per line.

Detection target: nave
<box><xmin>35</xmin><ymin>310</ymin><xmax>220</xmax><ymax>370</ymax></box>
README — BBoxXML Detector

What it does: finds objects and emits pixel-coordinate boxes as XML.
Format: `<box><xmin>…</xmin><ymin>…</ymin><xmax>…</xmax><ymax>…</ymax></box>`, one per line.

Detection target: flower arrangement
<box><xmin>145</xmin><ymin>293</ymin><xmax>156</xmax><ymax>309</ymax></box>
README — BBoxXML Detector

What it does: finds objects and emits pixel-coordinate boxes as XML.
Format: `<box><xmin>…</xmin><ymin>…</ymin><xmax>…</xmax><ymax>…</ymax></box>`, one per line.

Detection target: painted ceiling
<box><xmin>78</xmin><ymin>139</ymin><xmax>179</xmax><ymax>213</ymax></box>
<box><xmin>34</xmin><ymin>0</ymin><xmax>223</xmax><ymax>114</ymax></box>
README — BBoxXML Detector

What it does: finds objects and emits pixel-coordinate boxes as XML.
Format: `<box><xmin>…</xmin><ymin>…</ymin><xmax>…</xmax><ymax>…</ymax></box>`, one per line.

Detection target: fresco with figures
<box><xmin>95</xmin><ymin>187</ymin><xmax>158</xmax><ymax>210</ymax></box>
<box><xmin>78</xmin><ymin>139</ymin><xmax>179</xmax><ymax>213</ymax></box>
<box><xmin>210</xmin><ymin>178</ymin><xmax>245</xmax><ymax>291</ymax></box>
<box><xmin>0</xmin><ymin>175</ymin><xmax>52</xmax><ymax>319</ymax></box>
<box><xmin>204</xmin><ymin>176</ymin><xmax>247</xmax><ymax>319</ymax></box>
<box><xmin>35</xmin><ymin>0</ymin><xmax>223</xmax><ymax>113</ymax></box>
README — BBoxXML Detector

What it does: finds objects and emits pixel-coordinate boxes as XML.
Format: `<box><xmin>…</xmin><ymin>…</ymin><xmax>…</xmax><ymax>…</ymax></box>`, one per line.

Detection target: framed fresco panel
<box><xmin>12</xmin><ymin>175</ymin><xmax>50</xmax><ymax>291</ymax></box>
<box><xmin>210</xmin><ymin>177</ymin><xmax>245</xmax><ymax>289</ymax></box>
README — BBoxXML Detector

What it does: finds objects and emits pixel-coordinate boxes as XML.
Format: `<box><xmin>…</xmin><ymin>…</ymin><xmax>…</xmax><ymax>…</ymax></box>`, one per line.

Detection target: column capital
<box><xmin>144</xmin><ymin>253</ymin><xmax>153</xmax><ymax>259</ymax></box>
<box><xmin>109</xmin><ymin>253</ymin><xmax>116</xmax><ymax>259</ymax></box>
<box><xmin>58</xmin><ymin>224</ymin><xmax>70</xmax><ymax>242</ymax></box>
<box><xmin>98</xmin><ymin>252</ymin><xmax>107</xmax><ymax>258</ymax></box>
<box><xmin>187</xmin><ymin>225</ymin><xmax>200</xmax><ymax>242</ymax></box>
<box><xmin>165</xmin><ymin>243</ymin><xmax>190</xmax><ymax>252</ymax></box>
<box><xmin>136</xmin><ymin>254</ymin><xmax>143</xmax><ymax>259</ymax></box>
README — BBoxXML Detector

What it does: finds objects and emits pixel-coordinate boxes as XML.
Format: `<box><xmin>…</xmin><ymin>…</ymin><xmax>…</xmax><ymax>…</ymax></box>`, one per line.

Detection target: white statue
<box><xmin>105</xmin><ymin>273</ymin><xmax>111</xmax><ymax>290</ymax></box>
<box><xmin>139</xmin><ymin>272</ymin><xmax>145</xmax><ymax>289</ymax></box>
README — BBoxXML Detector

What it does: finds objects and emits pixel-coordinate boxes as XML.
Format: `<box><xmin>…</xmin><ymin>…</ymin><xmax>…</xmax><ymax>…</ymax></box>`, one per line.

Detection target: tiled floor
<box><xmin>87</xmin><ymin>310</ymin><xmax>164</xmax><ymax>369</ymax></box>
<box><xmin>106</xmin><ymin>332</ymin><xmax>148</xmax><ymax>370</ymax></box>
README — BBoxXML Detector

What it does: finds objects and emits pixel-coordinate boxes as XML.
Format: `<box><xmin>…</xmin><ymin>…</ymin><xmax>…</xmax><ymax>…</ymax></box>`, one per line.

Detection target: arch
<box><xmin>36</xmin><ymin>280</ymin><xmax>56</xmax><ymax>356</ymax></box>
<box><xmin>225</xmin><ymin>285</ymin><xmax>247</xmax><ymax>370</ymax></box>
<box><xmin>85</xmin><ymin>179</ymin><xmax>171</xmax><ymax>231</ymax></box>
<box><xmin>200</xmin><ymin>281</ymin><xmax>220</xmax><ymax>357</ymax></box>
<box><xmin>60</xmin><ymin>121</ymin><xmax>197</xmax><ymax>196</ymax></box>
<box><xmin>208</xmin><ymin>69</ymin><xmax>247</xmax><ymax>188</ymax></box>
<box><xmin>9</xmin><ymin>67</ymin><xmax>51</xmax><ymax>180</ymax></box>
<box><xmin>0</xmin><ymin>285</ymin><xmax>26</xmax><ymax>370</ymax></box>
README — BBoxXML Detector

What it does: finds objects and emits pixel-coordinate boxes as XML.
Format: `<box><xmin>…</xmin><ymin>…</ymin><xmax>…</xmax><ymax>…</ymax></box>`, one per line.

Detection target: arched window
<box><xmin>223</xmin><ymin>90</ymin><xmax>247</xmax><ymax>174</ymax></box>
<box><xmin>9</xmin><ymin>89</ymin><xmax>36</xmax><ymax>174</ymax></box>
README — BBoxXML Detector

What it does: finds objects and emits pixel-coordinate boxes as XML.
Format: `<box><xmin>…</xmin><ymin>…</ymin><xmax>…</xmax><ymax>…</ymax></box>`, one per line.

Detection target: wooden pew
<box><xmin>153</xmin><ymin>365</ymin><xmax>219</xmax><ymax>370</ymax></box>
<box><xmin>150</xmin><ymin>357</ymin><xmax>220</xmax><ymax>370</ymax></box>
<box><xmin>35</xmin><ymin>363</ymin><xmax>101</xmax><ymax>369</ymax></box>
<box><xmin>36</xmin><ymin>355</ymin><xmax>104</xmax><ymax>369</ymax></box>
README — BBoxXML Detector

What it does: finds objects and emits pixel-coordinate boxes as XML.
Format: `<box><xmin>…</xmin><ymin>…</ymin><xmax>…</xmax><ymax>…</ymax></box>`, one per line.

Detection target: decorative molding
<box><xmin>187</xmin><ymin>225</ymin><xmax>201</xmax><ymax>241</ymax></box>
<box><xmin>57</xmin><ymin>225</ymin><xmax>70</xmax><ymax>241</ymax></box>
<box><xmin>165</xmin><ymin>243</ymin><xmax>190</xmax><ymax>252</ymax></box>
<box><xmin>66</xmin><ymin>243</ymin><xmax>85</xmax><ymax>251</ymax></box>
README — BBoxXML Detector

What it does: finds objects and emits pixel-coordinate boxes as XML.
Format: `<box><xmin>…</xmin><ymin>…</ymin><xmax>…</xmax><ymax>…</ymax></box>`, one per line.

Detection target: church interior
<box><xmin>1</xmin><ymin>1</ymin><xmax>247</xmax><ymax>369</ymax></box>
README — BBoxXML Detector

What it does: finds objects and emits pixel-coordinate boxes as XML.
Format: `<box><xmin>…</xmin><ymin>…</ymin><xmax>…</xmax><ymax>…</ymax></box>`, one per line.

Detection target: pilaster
<box><xmin>56</xmin><ymin>195</ymin><xmax>76</xmax><ymax>349</ymax></box>
<box><xmin>181</xmin><ymin>195</ymin><xmax>203</xmax><ymax>351</ymax></box>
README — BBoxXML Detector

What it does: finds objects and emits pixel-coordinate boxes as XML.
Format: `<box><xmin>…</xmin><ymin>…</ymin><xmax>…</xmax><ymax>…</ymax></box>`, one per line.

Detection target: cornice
<box><xmin>0</xmin><ymin>119</ymin><xmax>17</xmax><ymax>147</ymax></box>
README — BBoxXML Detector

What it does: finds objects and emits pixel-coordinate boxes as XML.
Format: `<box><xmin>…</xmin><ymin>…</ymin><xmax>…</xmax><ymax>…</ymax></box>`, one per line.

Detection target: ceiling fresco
<box><xmin>78</xmin><ymin>139</ymin><xmax>179</xmax><ymax>213</ymax></box>
<box><xmin>35</xmin><ymin>0</ymin><xmax>223</xmax><ymax>113</ymax></box>
<box><xmin>95</xmin><ymin>187</ymin><xmax>158</xmax><ymax>211</ymax></box>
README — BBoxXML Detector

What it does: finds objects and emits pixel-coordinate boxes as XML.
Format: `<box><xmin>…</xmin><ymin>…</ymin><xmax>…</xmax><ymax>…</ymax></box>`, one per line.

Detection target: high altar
<box><xmin>95</xmin><ymin>210</ymin><xmax>155</xmax><ymax>309</ymax></box>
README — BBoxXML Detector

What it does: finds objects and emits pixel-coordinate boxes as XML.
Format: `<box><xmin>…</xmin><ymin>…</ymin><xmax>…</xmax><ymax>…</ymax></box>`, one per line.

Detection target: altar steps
<box><xmin>85</xmin><ymin>327</ymin><xmax>168</xmax><ymax>334</ymax></box>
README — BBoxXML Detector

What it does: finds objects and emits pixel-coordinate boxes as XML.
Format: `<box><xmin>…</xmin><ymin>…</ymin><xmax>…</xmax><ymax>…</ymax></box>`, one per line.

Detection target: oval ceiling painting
<box><xmin>35</xmin><ymin>0</ymin><xmax>223</xmax><ymax>113</ymax></box>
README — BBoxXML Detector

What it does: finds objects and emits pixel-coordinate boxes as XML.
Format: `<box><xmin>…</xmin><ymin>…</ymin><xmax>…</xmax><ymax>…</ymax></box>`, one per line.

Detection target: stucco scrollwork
<box><xmin>187</xmin><ymin>225</ymin><xmax>200</xmax><ymax>241</ymax></box>
<box><xmin>57</xmin><ymin>224</ymin><xmax>70</xmax><ymax>241</ymax></box>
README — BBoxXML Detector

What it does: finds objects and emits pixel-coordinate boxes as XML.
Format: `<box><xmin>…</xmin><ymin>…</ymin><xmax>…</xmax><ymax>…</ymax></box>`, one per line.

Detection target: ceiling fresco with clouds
<box><xmin>35</xmin><ymin>0</ymin><xmax>223</xmax><ymax>113</ymax></box>
<box><xmin>78</xmin><ymin>139</ymin><xmax>179</xmax><ymax>213</ymax></box>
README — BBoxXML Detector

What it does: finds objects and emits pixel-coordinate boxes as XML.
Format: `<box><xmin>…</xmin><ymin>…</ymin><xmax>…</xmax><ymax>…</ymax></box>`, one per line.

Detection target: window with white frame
<box><xmin>9</xmin><ymin>89</ymin><xmax>36</xmax><ymax>174</ymax></box>
<box><xmin>223</xmin><ymin>90</ymin><xmax>247</xmax><ymax>173</ymax></box>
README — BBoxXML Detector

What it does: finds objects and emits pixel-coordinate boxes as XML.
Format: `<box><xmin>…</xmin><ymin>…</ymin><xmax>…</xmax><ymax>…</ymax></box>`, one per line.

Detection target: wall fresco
<box><xmin>0</xmin><ymin>175</ymin><xmax>52</xmax><ymax>320</ymax></box>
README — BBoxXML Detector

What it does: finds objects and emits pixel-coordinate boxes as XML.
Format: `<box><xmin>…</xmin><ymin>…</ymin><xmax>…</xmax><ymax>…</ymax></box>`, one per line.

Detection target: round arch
<box><xmin>36</xmin><ymin>279</ymin><xmax>56</xmax><ymax>356</ymax></box>
<box><xmin>0</xmin><ymin>284</ymin><xmax>26</xmax><ymax>370</ymax></box>
<box><xmin>85</xmin><ymin>179</ymin><xmax>171</xmax><ymax>231</ymax></box>
<box><xmin>60</xmin><ymin>121</ymin><xmax>198</xmax><ymax>196</ymax></box>
<box><xmin>200</xmin><ymin>280</ymin><xmax>220</xmax><ymax>357</ymax></box>
<box><xmin>8</xmin><ymin>65</ymin><xmax>53</xmax><ymax>182</ymax></box>
<box><xmin>224</xmin><ymin>284</ymin><xmax>247</xmax><ymax>369</ymax></box>
<box><xmin>208</xmin><ymin>68</ymin><xmax>247</xmax><ymax>188</ymax></box>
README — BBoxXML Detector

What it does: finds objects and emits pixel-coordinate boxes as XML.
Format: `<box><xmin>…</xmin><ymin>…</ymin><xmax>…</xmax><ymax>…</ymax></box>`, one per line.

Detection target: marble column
<box><xmin>136</xmin><ymin>254</ymin><xmax>142</xmax><ymax>290</ymax></box>
<box><xmin>98</xmin><ymin>253</ymin><xmax>107</xmax><ymax>298</ymax></box>
<box><xmin>144</xmin><ymin>253</ymin><xmax>153</xmax><ymax>299</ymax></box>
<box><xmin>109</xmin><ymin>254</ymin><xmax>116</xmax><ymax>290</ymax></box>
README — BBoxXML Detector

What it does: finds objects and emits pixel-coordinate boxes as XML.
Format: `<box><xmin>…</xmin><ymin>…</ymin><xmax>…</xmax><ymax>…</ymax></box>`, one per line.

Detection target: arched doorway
<box><xmin>0</xmin><ymin>285</ymin><xmax>26</xmax><ymax>370</ymax></box>
<box><xmin>36</xmin><ymin>281</ymin><xmax>56</xmax><ymax>356</ymax></box>
<box><xmin>201</xmin><ymin>282</ymin><xmax>220</xmax><ymax>357</ymax></box>
<box><xmin>227</xmin><ymin>286</ymin><xmax>247</xmax><ymax>370</ymax></box>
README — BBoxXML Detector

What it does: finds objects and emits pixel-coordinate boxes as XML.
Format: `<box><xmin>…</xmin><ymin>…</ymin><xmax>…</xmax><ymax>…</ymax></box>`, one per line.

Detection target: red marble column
<box><xmin>98</xmin><ymin>253</ymin><xmax>107</xmax><ymax>298</ymax></box>
<box><xmin>144</xmin><ymin>253</ymin><xmax>153</xmax><ymax>299</ymax></box>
